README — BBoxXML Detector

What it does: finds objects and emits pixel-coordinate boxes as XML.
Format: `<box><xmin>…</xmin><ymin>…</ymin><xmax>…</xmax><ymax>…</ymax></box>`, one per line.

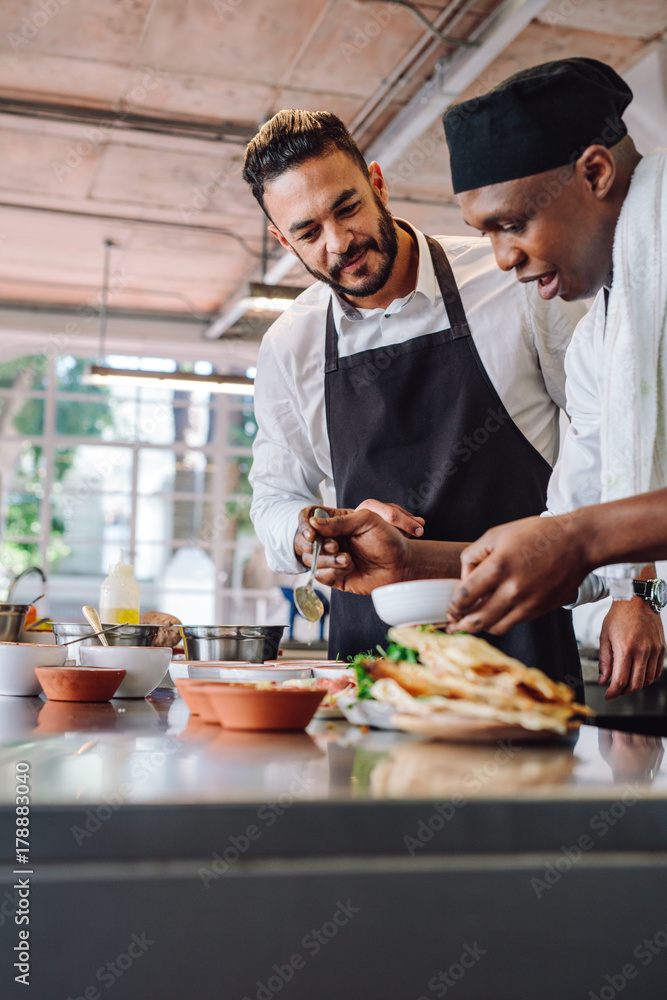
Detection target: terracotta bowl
<box><xmin>174</xmin><ymin>678</ymin><xmax>220</xmax><ymax>724</ymax></box>
<box><xmin>35</xmin><ymin>666</ymin><xmax>126</xmax><ymax>702</ymax></box>
<box><xmin>201</xmin><ymin>683</ymin><xmax>325</xmax><ymax>731</ymax></box>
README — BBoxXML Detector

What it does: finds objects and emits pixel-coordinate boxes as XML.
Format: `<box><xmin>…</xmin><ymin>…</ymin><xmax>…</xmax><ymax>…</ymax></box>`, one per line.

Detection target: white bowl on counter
<box><xmin>371</xmin><ymin>578</ymin><xmax>460</xmax><ymax>627</ymax></box>
<box><xmin>0</xmin><ymin>641</ymin><xmax>67</xmax><ymax>696</ymax></box>
<box><xmin>80</xmin><ymin>645</ymin><xmax>172</xmax><ymax>698</ymax></box>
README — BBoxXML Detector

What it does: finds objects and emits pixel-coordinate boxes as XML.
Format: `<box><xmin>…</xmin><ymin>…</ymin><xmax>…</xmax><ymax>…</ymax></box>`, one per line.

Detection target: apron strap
<box><xmin>325</xmin><ymin>298</ymin><xmax>338</xmax><ymax>374</ymax></box>
<box><xmin>424</xmin><ymin>235</ymin><xmax>470</xmax><ymax>336</ymax></box>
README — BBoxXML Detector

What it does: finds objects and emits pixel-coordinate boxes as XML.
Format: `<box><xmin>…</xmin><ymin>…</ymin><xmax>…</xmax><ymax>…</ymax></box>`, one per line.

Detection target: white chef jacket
<box><xmin>546</xmin><ymin>289</ymin><xmax>613</xmax><ymax>605</ymax></box>
<box><xmin>250</xmin><ymin>223</ymin><xmax>587</xmax><ymax>574</ymax></box>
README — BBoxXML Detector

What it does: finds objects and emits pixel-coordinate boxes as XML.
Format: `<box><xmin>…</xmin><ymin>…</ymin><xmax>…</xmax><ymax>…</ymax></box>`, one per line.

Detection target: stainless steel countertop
<box><xmin>1</xmin><ymin>689</ymin><xmax>666</xmax><ymax>808</ymax></box>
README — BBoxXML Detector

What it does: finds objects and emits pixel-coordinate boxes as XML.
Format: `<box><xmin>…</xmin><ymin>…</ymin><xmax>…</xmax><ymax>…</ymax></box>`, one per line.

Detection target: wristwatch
<box><xmin>632</xmin><ymin>578</ymin><xmax>667</xmax><ymax>613</ymax></box>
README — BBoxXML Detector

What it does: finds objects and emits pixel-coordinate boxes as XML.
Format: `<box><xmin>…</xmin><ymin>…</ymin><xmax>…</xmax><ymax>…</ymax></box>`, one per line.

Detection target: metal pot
<box><xmin>180</xmin><ymin>625</ymin><xmax>286</xmax><ymax>663</ymax></box>
<box><xmin>0</xmin><ymin>603</ymin><xmax>30</xmax><ymax>642</ymax></box>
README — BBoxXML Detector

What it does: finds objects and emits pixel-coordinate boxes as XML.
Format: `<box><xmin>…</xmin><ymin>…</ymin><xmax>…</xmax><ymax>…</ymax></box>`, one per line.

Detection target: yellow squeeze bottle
<box><xmin>99</xmin><ymin>551</ymin><xmax>140</xmax><ymax>626</ymax></box>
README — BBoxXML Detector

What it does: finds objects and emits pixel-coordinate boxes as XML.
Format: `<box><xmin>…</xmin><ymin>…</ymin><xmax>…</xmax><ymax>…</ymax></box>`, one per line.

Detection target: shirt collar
<box><xmin>330</xmin><ymin>220</ymin><xmax>439</xmax><ymax>324</ymax></box>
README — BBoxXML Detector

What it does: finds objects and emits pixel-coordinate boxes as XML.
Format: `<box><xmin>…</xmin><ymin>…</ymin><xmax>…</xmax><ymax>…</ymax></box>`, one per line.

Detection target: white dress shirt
<box><xmin>250</xmin><ymin>223</ymin><xmax>586</xmax><ymax>573</ymax></box>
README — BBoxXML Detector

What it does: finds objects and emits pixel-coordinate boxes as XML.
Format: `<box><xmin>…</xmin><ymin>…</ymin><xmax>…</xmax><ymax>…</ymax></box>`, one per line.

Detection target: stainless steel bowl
<box><xmin>53</xmin><ymin>622</ymin><xmax>160</xmax><ymax>649</ymax></box>
<box><xmin>102</xmin><ymin>623</ymin><xmax>160</xmax><ymax>647</ymax></box>
<box><xmin>0</xmin><ymin>603</ymin><xmax>29</xmax><ymax>642</ymax></box>
<box><xmin>180</xmin><ymin>625</ymin><xmax>286</xmax><ymax>663</ymax></box>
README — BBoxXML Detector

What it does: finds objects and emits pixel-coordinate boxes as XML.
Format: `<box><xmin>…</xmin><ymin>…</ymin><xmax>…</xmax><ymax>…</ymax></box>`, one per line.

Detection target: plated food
<box><xmin>345</xmin><ymin>626</ymin><xmax>594</xmax><ymax>741</ymax></box>
<box><xmin>279</xmin><ymin>674</ymin><xmax>356</xmax><ymax>717</ymax></box>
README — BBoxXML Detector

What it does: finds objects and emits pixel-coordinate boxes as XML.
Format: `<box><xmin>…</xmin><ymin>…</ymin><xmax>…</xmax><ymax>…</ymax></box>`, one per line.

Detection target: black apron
<box><xmin>324</xmin><ymin>233</ymin><xmax>581</xmax><ymax>692</ymax></box>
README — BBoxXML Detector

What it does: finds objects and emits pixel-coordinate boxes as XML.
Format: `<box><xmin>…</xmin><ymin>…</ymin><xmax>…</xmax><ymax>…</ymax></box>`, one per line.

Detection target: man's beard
<box><xmin>296</xmin><ymin>197</ymin><xmax>399</xmax><ymax>299</ymax></box>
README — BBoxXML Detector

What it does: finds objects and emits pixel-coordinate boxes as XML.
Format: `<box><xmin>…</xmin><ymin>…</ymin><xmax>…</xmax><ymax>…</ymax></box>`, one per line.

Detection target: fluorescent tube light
<box><xmin>82</xmin><ymin>365</ymin><xmax>254</xmax><ymax>395</ymax></box>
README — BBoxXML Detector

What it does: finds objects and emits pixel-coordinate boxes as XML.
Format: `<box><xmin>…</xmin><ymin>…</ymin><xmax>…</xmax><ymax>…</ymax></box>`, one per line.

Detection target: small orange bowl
<box><xmin>174</xmin><ymin>678</ymin><xmax>220</xmax><ymax>724</ymax></box>
<box><xmin>37</xmin><ymin>699</ymin><xmax>118</xmax><ymax>732</ymax></box>
<box><xmin>35</xmin><ymin>666</ymin><xmax>126</xmax><ymax>702</ymax></box>
<box><xmin>201</xmin><ymin>684</ymin><xmax>324</xmax><ymax>731</ymax></box>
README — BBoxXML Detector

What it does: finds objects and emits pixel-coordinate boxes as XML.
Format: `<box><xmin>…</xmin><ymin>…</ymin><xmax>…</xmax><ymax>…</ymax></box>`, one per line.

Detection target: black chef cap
<box><xmin>443</xmin><ymin>57</ymin><xmax>633</xmax><ymax>194</ymax></box>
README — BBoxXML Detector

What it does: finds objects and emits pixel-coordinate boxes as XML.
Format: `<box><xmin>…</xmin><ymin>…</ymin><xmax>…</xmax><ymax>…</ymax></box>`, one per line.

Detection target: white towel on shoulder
<box><xmin>600</xmin><ymin>149</ymin><xmax>667</xmax><ymax>586</ymax></box>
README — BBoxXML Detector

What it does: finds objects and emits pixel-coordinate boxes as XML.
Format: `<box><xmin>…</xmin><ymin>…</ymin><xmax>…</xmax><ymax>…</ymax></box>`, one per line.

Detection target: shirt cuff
<box><xmin>250</xmin><ymin>498</ymin><xmax>311</xmax><ymax>575</ymax></box>
<box><xmin>562</xmin><ymin>572</ymin><xmax>609</xmax><ymax>609</ymax></box>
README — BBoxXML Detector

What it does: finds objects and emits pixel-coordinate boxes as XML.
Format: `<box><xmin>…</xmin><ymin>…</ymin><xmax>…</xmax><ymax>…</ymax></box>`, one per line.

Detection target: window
<box><xmin>0</xmin><ymin>353</ymin><xmax>275</xmax><ymax>625</ymax></box>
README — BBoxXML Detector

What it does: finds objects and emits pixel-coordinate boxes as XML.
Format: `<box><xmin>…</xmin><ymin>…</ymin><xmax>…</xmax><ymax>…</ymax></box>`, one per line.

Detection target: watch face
<box><xmin>655</xmin><ymin>580</ymin><xmax>667</xmax><ymax>607</ymax></box>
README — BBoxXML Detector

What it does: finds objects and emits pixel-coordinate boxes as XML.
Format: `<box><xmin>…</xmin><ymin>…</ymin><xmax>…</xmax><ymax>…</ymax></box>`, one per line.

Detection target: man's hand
<box><xmin>294</xmin><ymin>500</ymin><xmax>424</xmax><ymax>575</ymax></box>
<box><xmin>355</xmin><ymin>500</ymin><xmax>424</xmax><ymax>538</ymax></box>
<box><xmin>598</xmin><ymin>598</ymin><xmax>666</xmax><ymax>700</ymax></box>
<box><xmin>294</xmin><ymin>505</ymin><xmax>348</xmax><ymax>573</ymax></box>
<box><xmin>446</xmin><ymin>513</ymin><xmax>588</xmax><ymax>634</ymax></box>
<box><xmin>306</xmin><ymin>508</ymin><xmax>411</xmax><ymax>593</ymax></box>
<box><xmin>598</xmin><ymin>729</ymin><xmax>664</xmax><ymax>783</ymax></box>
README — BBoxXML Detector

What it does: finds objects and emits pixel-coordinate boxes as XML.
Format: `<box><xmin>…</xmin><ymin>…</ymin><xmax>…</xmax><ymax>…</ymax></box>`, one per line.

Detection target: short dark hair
<box><xmin>243</xmin><ymin>110</ymin><xmax>368</xmax><ymax>214</ymax></box>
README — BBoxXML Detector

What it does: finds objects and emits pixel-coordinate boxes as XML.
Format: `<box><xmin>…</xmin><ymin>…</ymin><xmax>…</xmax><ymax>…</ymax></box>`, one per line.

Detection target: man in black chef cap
<box><xmin>312</xmin><ymin>58</ymin><xmax>667</xmax><ymax>697</ymax></box>
<box><xmin>438</xmin><ymin>58</ymin><xmax>667</xmax><ymax>662</ymax></box>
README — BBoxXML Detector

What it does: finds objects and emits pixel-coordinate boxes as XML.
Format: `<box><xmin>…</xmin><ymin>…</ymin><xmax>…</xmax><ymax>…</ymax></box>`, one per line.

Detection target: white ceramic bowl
<box><xmin>80</xmin><ymin>645</ymin><xmax>172</xmax><ymax>698</ymax></box>
<box><xmin>371</xmin><ymin>578</ymin><xmax>460</xmax><ymax>627</ymax></box>
<box><xmin>0</xmin><ymin>641</ymin><xmax>68</xmax><ymax>696</ymax></box>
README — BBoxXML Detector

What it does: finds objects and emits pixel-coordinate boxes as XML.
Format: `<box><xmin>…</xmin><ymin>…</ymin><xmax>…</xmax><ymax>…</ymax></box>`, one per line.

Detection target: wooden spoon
<box><xmin>82</xmin><ymin>606</ymin><xmax>109</xmax><ymax>646</ymax></box>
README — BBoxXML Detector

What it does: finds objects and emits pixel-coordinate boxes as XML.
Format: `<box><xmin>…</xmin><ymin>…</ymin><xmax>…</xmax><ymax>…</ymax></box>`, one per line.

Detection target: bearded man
<box><xmin>244</xmin><ymin>109</ymin><xmax>590</xmax><ymax>687</ymax></box>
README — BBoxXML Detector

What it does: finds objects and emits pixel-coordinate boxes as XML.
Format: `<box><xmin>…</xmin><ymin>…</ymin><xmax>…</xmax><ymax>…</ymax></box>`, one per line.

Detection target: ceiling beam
<box><xmin>0</xmin><ymin>97</ymin><xmax>258</xmax><ymax>144</ymax></box>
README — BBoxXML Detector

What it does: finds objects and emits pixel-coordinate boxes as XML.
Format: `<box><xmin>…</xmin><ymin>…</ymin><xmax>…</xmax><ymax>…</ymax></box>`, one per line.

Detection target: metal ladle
<box><xmin>294</xmin><ymin>508</ymin><xmax>330</xmax><ymax>622</ymax></box>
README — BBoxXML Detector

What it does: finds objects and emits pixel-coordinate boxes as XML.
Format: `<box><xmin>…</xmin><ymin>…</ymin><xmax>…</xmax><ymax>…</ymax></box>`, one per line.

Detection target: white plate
<box><xmin>263</xmin><ymin>660</ymin><xmax>340</xmax><ymax>668</ymax></box>
<box><xmin>337</xmin><ymin>696</ymin><xmax>399</xmax><ymax>730</ymax></box>
<box><xmin>178</xmin><ymin>663</ymin><xmax>312</xmax><ymax>683</ymax></box>
<box><xmin>169</xmin><ymin>660</ymin><xmax>254</xmax><ymax>681</ymax></box>
<box><xmin>390</xmin><ymin>713</ymin><xmax>580</xmax><ymax>744</ymax></box>
<box><xmin>314</xmin><ymin>705</ymin><xmax>346</xmax><ymax>719</ymax></box>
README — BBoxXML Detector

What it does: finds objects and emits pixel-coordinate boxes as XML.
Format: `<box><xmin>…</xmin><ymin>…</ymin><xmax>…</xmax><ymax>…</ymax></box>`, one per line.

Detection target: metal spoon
<box><xmin>294</xmin><ymin>508</ymin><xmax>330</xmax><ymax>622</ymax></box>
<box><xmin>82</xmin><ymin>606</ymin><xmax>109</xmax><ymax>646</ymax></box>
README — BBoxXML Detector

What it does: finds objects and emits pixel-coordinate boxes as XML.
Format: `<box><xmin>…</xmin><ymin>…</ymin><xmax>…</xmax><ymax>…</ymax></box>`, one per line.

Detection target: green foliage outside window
<box><xmin>0</xmin><ymin>357</ymin><xmax>113</xmax><ymax>574</ymax></box>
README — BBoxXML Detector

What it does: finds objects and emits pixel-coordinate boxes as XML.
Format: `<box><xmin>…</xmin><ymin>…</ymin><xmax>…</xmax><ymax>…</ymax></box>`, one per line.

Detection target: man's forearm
<box><xmin>571</xmin><ymin>489</ymin><xmax>667</xmax><ymax>571</ymax></box>
<box><xmin>405</xmin><ymin>539</ymin><xmax>466</xmax><ymax>580</ymax></box>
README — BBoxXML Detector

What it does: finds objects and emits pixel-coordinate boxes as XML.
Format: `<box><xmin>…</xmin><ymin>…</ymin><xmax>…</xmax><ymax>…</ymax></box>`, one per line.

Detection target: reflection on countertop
<box><xmin>1</xmin><ymin>689</ymin><xmax>667</xmax><ymax>808</ymax></box>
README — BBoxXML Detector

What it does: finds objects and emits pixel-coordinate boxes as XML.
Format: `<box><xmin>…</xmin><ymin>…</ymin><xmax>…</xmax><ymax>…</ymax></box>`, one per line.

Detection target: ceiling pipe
<box><xmin>365</xmin><ymin>0</ymin><xmax>553</xmax><ymax>168</ymax></box>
